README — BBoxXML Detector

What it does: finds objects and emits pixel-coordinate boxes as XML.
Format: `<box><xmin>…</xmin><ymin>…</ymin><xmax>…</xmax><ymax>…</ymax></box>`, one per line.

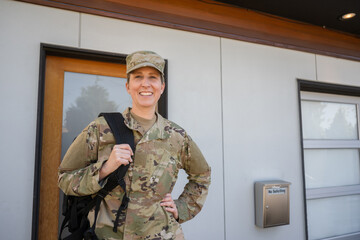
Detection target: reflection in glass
<box><xmin>61</xmin><ymin>72</ymin><xmax>132</xmax><ymax>159</ymax></box>
<box><xmin>301</xmin><ymin>100</ymin><xmax>358</xmax><ymax>140</ymax></box>
<box><xmin>304</xmin><ymin>149</ymin><xmax>360</xmax><ymax>189</ymax></box>
<box><xmin>59</xmin><ymin>72</ymin><xmax>132</xmax><ymax>233</ymax></box>
<box><xmin>307</xmin><ymin>195</ymin><xmax>360</xmax><ymax>240</ymax></box>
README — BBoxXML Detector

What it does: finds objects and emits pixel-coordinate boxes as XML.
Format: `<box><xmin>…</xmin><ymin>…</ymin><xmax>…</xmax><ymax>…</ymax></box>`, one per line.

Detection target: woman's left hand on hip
<box><xmin>160</xmin><ymin>193</ymin><xmax>179</xmax><ymax>220</ymax></box>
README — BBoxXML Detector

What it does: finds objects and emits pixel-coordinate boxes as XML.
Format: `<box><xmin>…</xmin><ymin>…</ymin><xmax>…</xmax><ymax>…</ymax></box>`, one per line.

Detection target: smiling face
<box><xmin>126</xmin><ymin>66</ymin><xmax>165</xmax><ymax>115</ymax></box>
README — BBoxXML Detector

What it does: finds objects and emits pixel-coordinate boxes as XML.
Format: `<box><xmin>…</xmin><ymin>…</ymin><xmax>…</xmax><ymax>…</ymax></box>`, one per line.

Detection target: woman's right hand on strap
<box><xmin>99</xmin><ymin>144</ymin><xmax>133</xmax><ymax>180</ymax></box>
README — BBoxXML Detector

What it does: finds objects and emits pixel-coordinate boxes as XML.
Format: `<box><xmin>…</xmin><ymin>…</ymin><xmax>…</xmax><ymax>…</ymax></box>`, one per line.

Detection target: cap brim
<box><xmin>126</xmin><ymin>62</ymin><xmax>163</xmax><ymax>75</ymax></box>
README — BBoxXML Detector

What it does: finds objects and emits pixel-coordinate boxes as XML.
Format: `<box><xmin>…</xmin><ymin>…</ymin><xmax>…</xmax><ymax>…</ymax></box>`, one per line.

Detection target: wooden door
<box><xmin>38</xmin><ymin>56</ymin><xmax>127</xmax><ymax>239</ymax></box>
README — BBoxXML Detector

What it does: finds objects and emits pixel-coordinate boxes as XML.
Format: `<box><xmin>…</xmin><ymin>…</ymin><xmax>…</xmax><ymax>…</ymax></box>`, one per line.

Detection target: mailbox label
<box><xmin>267</xmin><ymin>188</ymin><xmax>286</xmax><ymax>195</ymax></box>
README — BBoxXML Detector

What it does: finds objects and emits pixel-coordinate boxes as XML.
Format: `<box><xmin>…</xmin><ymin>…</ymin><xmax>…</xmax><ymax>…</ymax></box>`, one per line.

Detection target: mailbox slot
<box><xmin>255</xmin><ymin>180</ymin><xmax>290</xmax><ymax>228</ymax></box>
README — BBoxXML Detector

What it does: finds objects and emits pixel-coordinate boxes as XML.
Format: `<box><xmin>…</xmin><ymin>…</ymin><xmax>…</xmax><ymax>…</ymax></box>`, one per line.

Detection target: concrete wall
<box><xmin>1</xmin><ymin>0</ymin><xmax>360</xmax><ymax>239</ymax></box>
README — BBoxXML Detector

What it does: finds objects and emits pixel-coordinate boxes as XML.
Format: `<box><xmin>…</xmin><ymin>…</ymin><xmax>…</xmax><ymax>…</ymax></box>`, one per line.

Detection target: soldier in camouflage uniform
<box><xmin>58</xmin><ymin>51</ymin><xmax>211</xmax><ymax>240</ymax></box>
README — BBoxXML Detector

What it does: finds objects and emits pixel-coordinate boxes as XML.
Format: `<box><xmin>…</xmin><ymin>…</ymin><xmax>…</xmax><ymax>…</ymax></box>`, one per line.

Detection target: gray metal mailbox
<box><xmin>254</xmin><ymin>180</ymin><xmax>290</xmax><ymax>228</ymax></box>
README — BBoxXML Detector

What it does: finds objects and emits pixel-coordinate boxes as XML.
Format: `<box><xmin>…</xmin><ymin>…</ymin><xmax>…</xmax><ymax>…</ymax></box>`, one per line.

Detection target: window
<box><xmin>301</xmin><ymin>91</ymin><xmax>360</xmax><ymax>240</ymax></box>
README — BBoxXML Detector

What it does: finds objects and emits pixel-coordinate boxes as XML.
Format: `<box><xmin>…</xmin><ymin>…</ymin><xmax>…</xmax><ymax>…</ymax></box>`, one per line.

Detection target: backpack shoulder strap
<box><xmin>97</xmin><ymin>112</ymin><xmax>135</xmax><ymax>232</ymax></box>
<box><xmin>98</xmin><ymin>112</ymin><xmax>135</xmax><ymax>153</ymax></box>
<box><xmin>98</xmin><ymin>112</ymin><xmax>135</xmax><ymax>191</ymax></box>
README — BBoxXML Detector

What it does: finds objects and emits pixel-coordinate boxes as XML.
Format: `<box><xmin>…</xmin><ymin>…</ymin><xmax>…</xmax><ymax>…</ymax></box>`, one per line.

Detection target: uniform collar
<box><xmin>122</xmin><ymin>108</ymin><xmax>170</xmax><ymax>143</ymax></box>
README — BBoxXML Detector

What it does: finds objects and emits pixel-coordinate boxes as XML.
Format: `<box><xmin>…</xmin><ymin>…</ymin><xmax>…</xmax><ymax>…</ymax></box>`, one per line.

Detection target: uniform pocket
<box><xmin>161</xmin><ymin>205</ymin><xmax>182</xmax><ymax>239</ymax></box>
<box><xmin>149</xmin><ymin>151</ymin><xmax>179</xmax><ymax>196</ymax></box>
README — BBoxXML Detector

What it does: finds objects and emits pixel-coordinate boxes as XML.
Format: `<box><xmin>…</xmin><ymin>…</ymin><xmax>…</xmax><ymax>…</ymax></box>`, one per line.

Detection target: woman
<box><xmin>58</xmin><ymin>51</ymin><xmax>211</xmax><ymax>240</ymax></box>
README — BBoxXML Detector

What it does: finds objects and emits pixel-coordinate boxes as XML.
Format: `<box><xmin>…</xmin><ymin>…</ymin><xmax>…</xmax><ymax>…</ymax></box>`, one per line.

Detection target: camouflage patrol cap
<box><xmin>126</xmin><ymin>51</ymin><xmax>165</xmax><ymax>76</ymax></box>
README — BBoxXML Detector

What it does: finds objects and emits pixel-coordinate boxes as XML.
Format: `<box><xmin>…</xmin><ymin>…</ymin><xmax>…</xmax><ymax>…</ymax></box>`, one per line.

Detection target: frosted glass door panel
<box><xmin>61</xmin><ymin>72</ymin><xmax>132</xmax><ymax>158</ymax></box>
<box><xmin>304</xmin><ymin>149</ymin><xmax>360</xmax><ymax>189</ymax></box>
<box><xmin>307</xmin><ymin>195</ymin><xmax>360</xmax><ymax>240</ymax></box>
<box><xmin>301</xmin><ymin>100</ymin><xmax>358</xmax><ymax>140</ymax></box>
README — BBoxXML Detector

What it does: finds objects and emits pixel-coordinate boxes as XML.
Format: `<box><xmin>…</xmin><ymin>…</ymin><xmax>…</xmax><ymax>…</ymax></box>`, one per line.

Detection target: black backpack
<box><xmin>59</xmin><ymin>112</ymin><xmax>135</xmax><ymax>240</ymax></box>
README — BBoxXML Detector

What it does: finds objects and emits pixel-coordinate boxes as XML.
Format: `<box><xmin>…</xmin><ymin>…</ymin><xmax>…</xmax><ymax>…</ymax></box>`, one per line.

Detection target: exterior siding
<box><xmin>221</xmin><ymin>38</ymin><xmax>316</xmax><ymax>240</ymax></box>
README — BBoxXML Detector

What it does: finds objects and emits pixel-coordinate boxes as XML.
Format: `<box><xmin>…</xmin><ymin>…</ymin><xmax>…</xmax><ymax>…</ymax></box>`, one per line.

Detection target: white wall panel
<box><xmin>80</xmin><ymin>14</ymin><xmax>224</xmax><ymax>240</ymax></box>
<box><xmin>316</xmin><ymin>55</ymin><xmax>360</xmax><ymax>86</ymax></box>
<box><xmin>0</xmin><ymin>1</ymin><xmax>79</xmax><ymax>239</ymax></box>
<box><xmin>221</xmin><ymin>38</ymin><xmax>316</xmax><ymax>240</ymax></box>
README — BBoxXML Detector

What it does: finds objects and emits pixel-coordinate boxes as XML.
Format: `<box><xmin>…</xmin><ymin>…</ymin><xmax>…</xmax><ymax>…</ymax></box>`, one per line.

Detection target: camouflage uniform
<box><xmin>58</xmin><ymin>108</ymin><xmax>211</xmax><ymax>240</ymax></box>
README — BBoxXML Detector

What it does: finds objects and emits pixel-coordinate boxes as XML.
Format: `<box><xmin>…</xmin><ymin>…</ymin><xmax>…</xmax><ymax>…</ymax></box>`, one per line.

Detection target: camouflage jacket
<box><xmin>58</xmin><ymin>108</ymin><xmax>211</xmax><ymax>240</ymax></box>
